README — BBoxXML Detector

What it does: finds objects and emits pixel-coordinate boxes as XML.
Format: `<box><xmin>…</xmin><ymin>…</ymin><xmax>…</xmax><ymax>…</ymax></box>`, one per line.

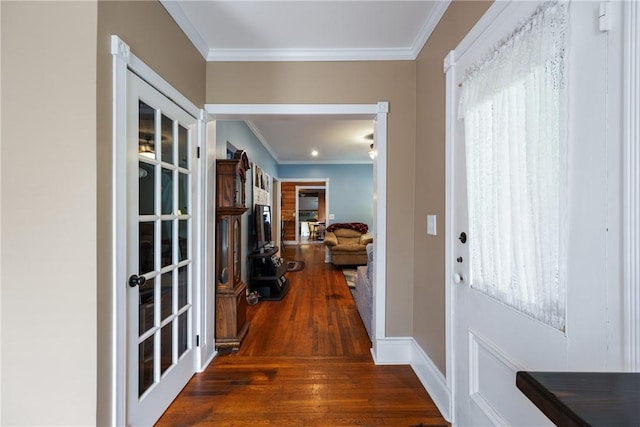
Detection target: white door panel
<box><xmin>126</xmin><ymin>71</ymin><xmax>197</xmax><ymax>426</ymax></box>
<box><xmin>450</xmin><ymin>2</ymin><xmax>621</xmax><ymax>425</ymax></box>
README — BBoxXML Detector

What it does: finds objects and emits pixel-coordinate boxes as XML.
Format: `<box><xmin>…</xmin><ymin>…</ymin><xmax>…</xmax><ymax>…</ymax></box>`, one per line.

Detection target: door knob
<box><xmin>128</xmin><ymin>274</ymin><xmax>146</xmax><ymax>288</ymax></box>
<box><xmin>453</xmin><ymin>273</ymin><xmax>465</xmax><ymax>283</ymax></box>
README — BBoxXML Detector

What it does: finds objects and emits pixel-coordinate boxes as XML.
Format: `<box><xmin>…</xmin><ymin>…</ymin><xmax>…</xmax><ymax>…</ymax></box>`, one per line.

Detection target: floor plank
<box><xmin>156</xmin><ymin>243</ymin><xmax>448</xmax><ymax>426</ymax></box>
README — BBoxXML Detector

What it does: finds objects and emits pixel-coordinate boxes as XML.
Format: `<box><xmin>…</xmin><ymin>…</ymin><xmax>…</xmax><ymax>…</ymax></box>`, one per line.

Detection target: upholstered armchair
<box><xmin>323</xmin><ymin>223</ymin><xmax>373</xmax><ymax>266</ymax></box>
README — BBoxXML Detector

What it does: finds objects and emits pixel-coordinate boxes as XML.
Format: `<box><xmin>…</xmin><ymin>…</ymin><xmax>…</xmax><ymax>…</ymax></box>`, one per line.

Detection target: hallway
<box><xmin>157</xmin><ymin>244</ymin><xmax>447</xmax><ymax>426</ymax></box>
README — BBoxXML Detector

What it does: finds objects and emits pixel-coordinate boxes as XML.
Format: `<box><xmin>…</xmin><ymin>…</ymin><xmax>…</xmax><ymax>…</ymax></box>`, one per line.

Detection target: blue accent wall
<box><xmin>216</xmin><ymin>121</ymin><xmax>280</xmax><ymax>277</ymax></box>
<box><xmin>278</xmin><ymin>164</ymin><xmax>374</xmax><ymax>231</ymax></box>
<box><xmin>216</xmin><ymin>121</ymin><xmax>278</xmax><ymax>178</ymax></box>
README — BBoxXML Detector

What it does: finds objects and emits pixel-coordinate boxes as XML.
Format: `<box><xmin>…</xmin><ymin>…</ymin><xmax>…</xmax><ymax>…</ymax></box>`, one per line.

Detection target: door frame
<box><xmin>295</xmin><ymin>184</ymin><xmax>327</xmax><ymax>242</ymax></box>
<box><xmin>111</xmin><ymin>36</ymin><xmax>207</xmax><ymax>426</ymax></box>
<box><xmin>623</xmin><ymin>0</ymin><xmax>640</xmax><ymax>371</ymax></box>
<box><xmin>205</xmin><ymin>102</ymin><xmax>388</xmax><ymax>357</ymax></box>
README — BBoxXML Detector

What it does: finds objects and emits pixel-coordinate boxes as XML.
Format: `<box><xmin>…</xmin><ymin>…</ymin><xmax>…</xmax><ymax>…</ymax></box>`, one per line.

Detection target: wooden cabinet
<box><xmin>215</xmin><ymin>150</ymin><xmax>250</xmax><ymax>349</ymax></box>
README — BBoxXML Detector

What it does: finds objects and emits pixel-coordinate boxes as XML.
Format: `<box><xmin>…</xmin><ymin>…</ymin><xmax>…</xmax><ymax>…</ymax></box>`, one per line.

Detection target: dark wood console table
<box><xmin>516</xmin><ymin>371</ymin><xmax>640</xmax><ymax>426</ymax></box>
<box><xmin>248</xmin><ymin>246</ymin><xmax>289</xmax><ymax>301</ymax></box>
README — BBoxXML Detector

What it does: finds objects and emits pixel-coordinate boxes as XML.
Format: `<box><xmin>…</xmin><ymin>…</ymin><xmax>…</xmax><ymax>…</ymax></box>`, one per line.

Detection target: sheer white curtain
<box><xmin>459</xmin><ymin>2</ymin><xmax>568</xmax><ymax>330</ymax></box>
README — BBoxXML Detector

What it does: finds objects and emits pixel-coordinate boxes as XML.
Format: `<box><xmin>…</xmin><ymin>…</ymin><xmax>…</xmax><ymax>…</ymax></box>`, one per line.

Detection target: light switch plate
<box><xmin>427</xmin><ymin>215</ymin><xmax>437</xmax><ymax>235</ymax></box>
<box><xmin>329</xmin><ymin>213</ymin><xmax>335</xmax><ymax>220</ymax></box>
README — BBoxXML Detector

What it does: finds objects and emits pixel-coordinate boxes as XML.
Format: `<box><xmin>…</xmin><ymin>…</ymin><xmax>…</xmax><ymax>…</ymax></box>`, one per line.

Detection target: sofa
<box><xmin>323</xmin><ymin>223</ymin><xmax>373</xmax><ymax>266</ymax></box>
<box><xmin>354</xmin><ymin>243</ymin><xmax>374</xmax><ymax>340</ymax></box>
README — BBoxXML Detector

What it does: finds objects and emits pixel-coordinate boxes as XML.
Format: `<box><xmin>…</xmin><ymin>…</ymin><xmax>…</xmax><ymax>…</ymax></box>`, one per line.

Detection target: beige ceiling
<box><xmin>161</xmin><ymin>0</ymin><xmax>449</xmax><ymax>163</ymax></box>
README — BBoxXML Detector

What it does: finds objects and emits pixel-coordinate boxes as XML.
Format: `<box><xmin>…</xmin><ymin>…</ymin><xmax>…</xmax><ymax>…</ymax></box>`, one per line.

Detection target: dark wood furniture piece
<box><xmin>516</xmin><ymin>371</ymin><xmax>640</xmax><ymax>426</ymax></box>
<box><xmin>248</xmin><ymin>246</ymin><xmax>289</xmax><ymax>301</ymax></box>
<box><xmin>215</xmin><ymin>150</ymin><xmax>250</xmax><ymax>349</ymax></box>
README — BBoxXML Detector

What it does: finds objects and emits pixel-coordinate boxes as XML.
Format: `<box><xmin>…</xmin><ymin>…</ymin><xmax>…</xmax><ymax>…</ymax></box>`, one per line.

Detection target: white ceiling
<box><xmin>161</xmin><ymin>0</ymin><xmax>450</xmax><ymax>163</ymax></box>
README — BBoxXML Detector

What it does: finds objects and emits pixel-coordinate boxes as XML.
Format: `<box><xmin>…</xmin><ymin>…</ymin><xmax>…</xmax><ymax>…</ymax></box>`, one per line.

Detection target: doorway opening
<box><xmin>206</xmin><ymin>103</ymin><xmax>388</xmax><ymax>356</ymax></box>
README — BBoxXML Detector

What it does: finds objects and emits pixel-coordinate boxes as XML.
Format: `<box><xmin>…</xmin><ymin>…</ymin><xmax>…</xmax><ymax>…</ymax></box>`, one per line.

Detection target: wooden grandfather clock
<box><xmin>215</xmin><ymin>150</ymin><xmax>250</xmax><ymax>349</ymax></box>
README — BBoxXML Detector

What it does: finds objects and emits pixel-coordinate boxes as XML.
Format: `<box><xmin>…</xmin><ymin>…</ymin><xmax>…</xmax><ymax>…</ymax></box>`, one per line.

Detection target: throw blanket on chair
<box><xmin>326</xmin><ymin>222</ymin><xmax>369</xmax><ymax>234</ymax></box>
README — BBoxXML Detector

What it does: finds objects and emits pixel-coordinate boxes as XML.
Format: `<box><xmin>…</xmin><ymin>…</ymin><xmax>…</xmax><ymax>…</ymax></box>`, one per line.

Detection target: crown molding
<box><xmin>206</xmin><ymin>47</ymin><xmax>416</xmax><ymax>62</ymax></box>
<box><xmin>244</xmin><ymin>120</ymin><xmax>281</xmax><ymax>162</ymax></box>
<box><xmin>159</xmin><ymin>0</ymin><xmax>210</xmax><ymax>59</ymax></box>
<box><xmin>411</xmin><ymin>0</ymin><xmax>451</xmax><ymax>58</ymax></box>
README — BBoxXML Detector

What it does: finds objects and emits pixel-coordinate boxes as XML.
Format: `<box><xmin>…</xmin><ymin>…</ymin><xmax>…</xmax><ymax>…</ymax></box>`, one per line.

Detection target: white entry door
<box><xmin>450</xmin><ymin>2</ymin><xmax>621</xmax><ymax>425</ymax></box>
<box><xmin>126</xmin><ymin>71</ymin><xmax>197</xmax><ymax>426</ymax></box>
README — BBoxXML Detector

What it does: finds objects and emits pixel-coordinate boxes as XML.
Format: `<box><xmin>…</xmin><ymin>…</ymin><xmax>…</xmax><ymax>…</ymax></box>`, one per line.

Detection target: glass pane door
<box><xmin>127</xmin><ymin>71</ymin><xmax>197</xmax><ymax>426</ymax></box>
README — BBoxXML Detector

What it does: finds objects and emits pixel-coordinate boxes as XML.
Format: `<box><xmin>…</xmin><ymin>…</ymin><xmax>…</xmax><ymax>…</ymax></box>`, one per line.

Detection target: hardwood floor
<box><xmin>156</xmin><ymin>243</ymin><xmax>447</xmax><ymax>426</ymax></box>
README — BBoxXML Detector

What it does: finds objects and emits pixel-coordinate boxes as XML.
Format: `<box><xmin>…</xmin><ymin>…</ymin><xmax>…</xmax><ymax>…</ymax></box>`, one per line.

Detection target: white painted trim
<box><xmin>159</xmin><ymin>0</ymin><xmax>209</xmax><ymax>59</ymax></box>
<box><xmin>194</xmin><ymin>109</ymin><xmax>207</xmax><ymax>371</ymax></box>
<box><xmin>443</xmin><ymin>48</ymin><xmax>457</xmax><ymax>425</ymax></box>
<box><xmin>623</xmin><ymin>0</ymin><xmax>640</xmax><ymax>371</ymax></box>
<box><xmin>454</xmin><ymin>1</ymin><xmax>510</xmax><ymax>69</ymax></box>
<box><xmin>207</xmin><ymin>47</ymin><xmax>417</xmax><ymax>62</ymax></box>
<box><xmin>197</xmin><ymin>349</ymin><xmax>217</xmax><ymax>374</ymax></box>
<box><xmin>207</xmin><ymin>103</ymin><xmax>388</xmax><ymax>352</ymax></box>
<box><xmin>111</xmin><ymin>35</ymin><xmax>206</xmax><ymax>426</ymax></box>
<box><xmin>411</xmin><ymin>339</ymin><xmax>452</xmax><ymax>423</ymax></box>
<box><xmin>206</xmin><ymin>104</ymin><xmax>380</xmax><ymax>118</ymax></box>
<box><xmin>111</xmin><ymin>35</ymin><xmax>129</xmax><ymax>427</ymax></box>
<box><xmin>411</xmin><ymin>1</ymin><xmax>451</xmax><ymax>59</ymax></box>
<box><xmin>371</xmin><ymin>102</ymin><xmax>388</xmax><ymax>359</ymax></box>
<box><xmin>372</xmin><ymin>337</ymin><xmax>413</xmax><ymax>365</ymax></box>
<box><xmin>372</xmin><ymin>337</ymin><xmax>452</xmax><ymax>423</ymax></box>
<box><xmin>244</xmin><ymin>120</ymin><xmax>280</xmax><ymax>163</ymax></box>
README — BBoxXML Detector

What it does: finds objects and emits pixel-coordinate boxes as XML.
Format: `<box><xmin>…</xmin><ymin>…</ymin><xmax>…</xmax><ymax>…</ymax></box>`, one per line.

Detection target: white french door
<box><xmin>126</xmin><ymin>71</ymin><xmax>197</xmax><ymax>426</ymax></box>
<box><xmin>449</xmin><ymin>2</ymin><xmax>622</xmax><ymax>425</ymax></box>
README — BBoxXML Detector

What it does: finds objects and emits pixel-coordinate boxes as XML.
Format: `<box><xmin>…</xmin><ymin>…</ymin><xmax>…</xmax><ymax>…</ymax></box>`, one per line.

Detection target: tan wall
<box><xmin>1</xmin><ymin>2</ymin><xmax>98</xmax><ymax>425</ymax></box>
<box><xmin>96</xmin><ymin>1</ymin><xmax>206</xmax><ymax>425</ymax></box>
<box><xmin>207</xmin><ymin>62</ymin><xmax>417</xmax><ymax>335</ymax></box>
<box><xmin>413</xmin><ymin>1</ymin><xmax>492</xmax><ymax>374</ymax></box>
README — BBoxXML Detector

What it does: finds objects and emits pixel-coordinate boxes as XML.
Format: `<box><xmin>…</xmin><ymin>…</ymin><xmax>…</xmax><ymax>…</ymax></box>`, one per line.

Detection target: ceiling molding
<box><xmin>279</xmin><ymin>160</ymin><xmax>373</xmax><ymax>165</ymax></box>
<box><xmin>160</xmin><ymin>0</ymin><xmax>209</xmax><ymax>59</ymax></box>
<box><xmin>410</xmin><ymin>0</ymin><xmax>452</xmax><ymax>58</ymax></box>
<box><xmin>207</xmin><ymin>47</ymin><xmax>417</xmax><ymax>62</ymax></box>
<box><xmin>244</xmin><ymin>120</ymin><xmax>281</xmax><ymax>162</ymax></box>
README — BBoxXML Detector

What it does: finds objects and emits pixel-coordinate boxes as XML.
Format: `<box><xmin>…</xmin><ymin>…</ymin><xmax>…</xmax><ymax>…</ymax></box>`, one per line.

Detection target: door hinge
<box><xmin>197</xmin><ymin>147</ymin><xmax>201</xmax><ymax>158</ymax></box>
<box><xmin>599</xmin><ymin>2</ymin><xmax>611</xmax><ymax>32</ymax></box>
<box><xmin>196</xmin><ymin>335</ymin><xmax>200</xmax><ymax>347</ymax></box>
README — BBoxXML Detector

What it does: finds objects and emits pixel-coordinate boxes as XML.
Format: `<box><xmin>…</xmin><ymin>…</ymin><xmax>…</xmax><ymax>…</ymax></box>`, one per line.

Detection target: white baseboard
<box><xmin>372</xmin><ymin>337</ymin><xmax>413</xmax><ymax>364</ymax></box>
<box><xmin>198</xmin><ymin>350</ymin><xmax>217</xmax><ymax>373</ymax></box>
<box><xmin>410</xmin><ymin>339</ymin><xmax>452</xmax><ymax>422</ymax></box>
<box><xmin>372</xmin><ymin>337</ymin><xmax>452</xmax><ymax>422</ymax></box>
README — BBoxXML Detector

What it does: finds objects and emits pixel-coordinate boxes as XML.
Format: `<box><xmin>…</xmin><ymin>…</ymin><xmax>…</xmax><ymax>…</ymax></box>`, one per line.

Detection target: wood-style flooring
<box><xmin>156</xmin><ymin>243</ymin><xmax>447</xmax><ymax>426</ymax></box>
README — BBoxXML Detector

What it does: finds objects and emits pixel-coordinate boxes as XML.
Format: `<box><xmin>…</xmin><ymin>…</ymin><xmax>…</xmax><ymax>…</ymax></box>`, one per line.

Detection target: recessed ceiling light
<box><xmin>311</xmin><ymin>150</ymin><xmax>318</xmax><ymax>157</ymax></box>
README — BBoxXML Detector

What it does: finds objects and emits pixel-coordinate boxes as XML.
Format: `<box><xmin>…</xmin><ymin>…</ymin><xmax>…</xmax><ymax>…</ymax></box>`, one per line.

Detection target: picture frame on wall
<box><xmin>252</xmin><ymin>162</ymin><xmax>271</xmax><ymax>206</ymax></box>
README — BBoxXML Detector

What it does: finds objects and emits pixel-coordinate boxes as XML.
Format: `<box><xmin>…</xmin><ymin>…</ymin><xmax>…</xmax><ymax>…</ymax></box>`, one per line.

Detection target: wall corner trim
<box><xmin>443</xmin><ymin>50</ymin><xmax>456</xmax><ymax>73</ymax></box>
